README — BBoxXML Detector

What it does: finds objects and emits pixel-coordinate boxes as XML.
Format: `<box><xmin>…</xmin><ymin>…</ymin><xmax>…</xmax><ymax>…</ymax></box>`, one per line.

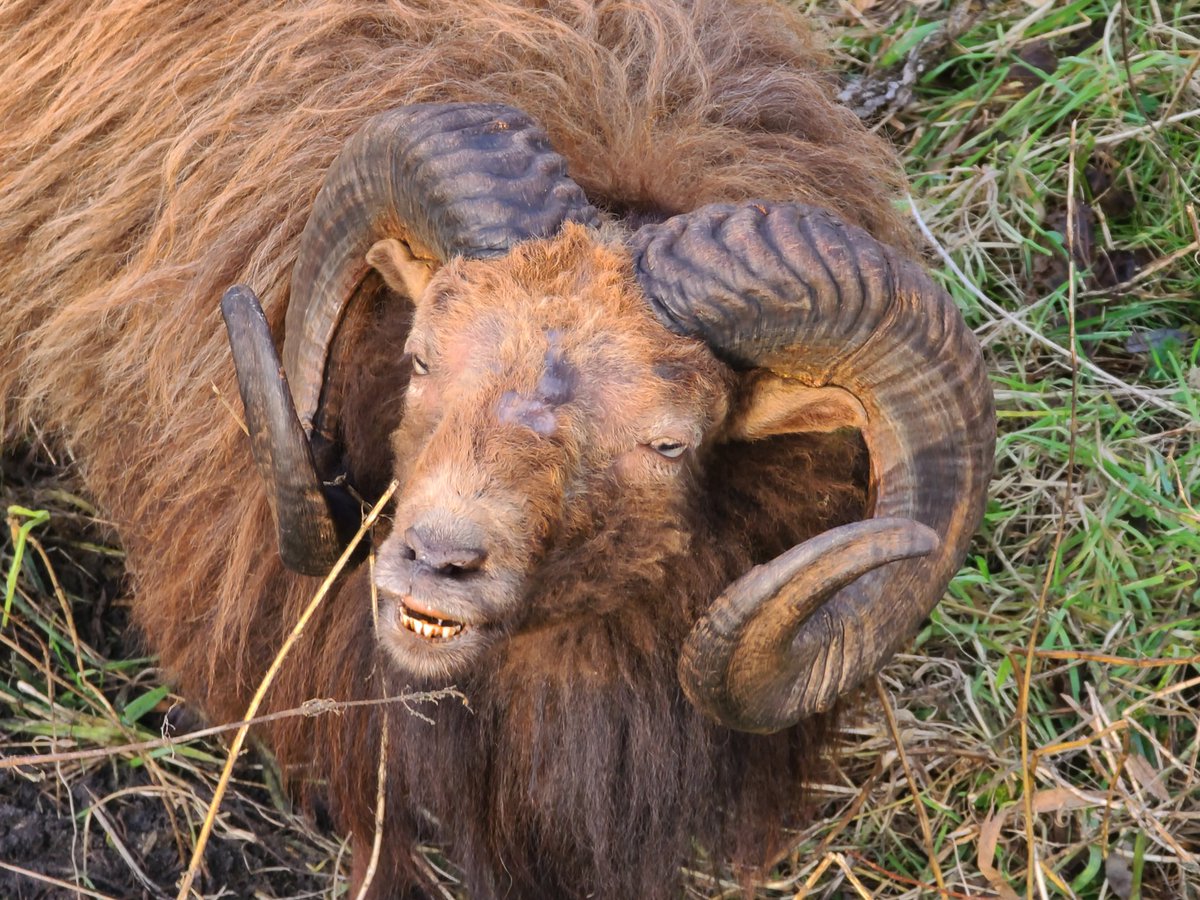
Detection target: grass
<box><xmin>0</xmin><ymin>459</ymin><xmax>346</xmax><ymax>898</ymax></box>
<box><xmin>2</xmin><ymin>0</ymin><xmax>1198</xmax><ymax>897</ymax></box>
<box><xmin>780</xmin><ymin>0</ymin><xmax>1199</xmax><ymax>897</ymax></box>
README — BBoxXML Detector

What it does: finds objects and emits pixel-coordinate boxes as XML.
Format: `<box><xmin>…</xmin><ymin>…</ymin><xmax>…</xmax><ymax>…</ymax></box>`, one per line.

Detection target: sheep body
<box><xmin>1</xmin><ymin>1</ymin><xmax>914</xmax><ymax>896</ymax></box>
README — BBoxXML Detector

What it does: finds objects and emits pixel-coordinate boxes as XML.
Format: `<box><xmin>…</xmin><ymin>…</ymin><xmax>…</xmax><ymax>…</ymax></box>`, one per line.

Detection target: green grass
<box><xmin>3</xmin><ymin>1</ymin><xmax>1198</xmax><ymax>897</ymax></box>
<box><xmin>779</xmin><ymin>1</ymin><xmax>1199</xmax><ymax>897</ymax></box>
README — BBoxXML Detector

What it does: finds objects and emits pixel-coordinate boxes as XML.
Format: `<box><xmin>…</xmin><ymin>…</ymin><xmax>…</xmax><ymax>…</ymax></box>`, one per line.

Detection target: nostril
<box><xmin>403</xmin><ymin>525</ymin><xmax>486</xmax><ymax>576</ymax></box>
<box><xmin>437</xmin><ymin>548</ymin><xmax>487</xmax><ymax>577</ymax></box>
<box><xmin>402</xmin><ymin>526</ymin><xmax>423</xmax><ymax>561</ymax></box>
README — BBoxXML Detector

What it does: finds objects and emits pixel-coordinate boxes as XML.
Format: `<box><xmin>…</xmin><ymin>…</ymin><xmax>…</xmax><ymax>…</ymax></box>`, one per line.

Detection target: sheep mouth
<box><xmin>398</xmin><ymin>600</ymin><xmax>466</xmax><ymax>642</ymax></box>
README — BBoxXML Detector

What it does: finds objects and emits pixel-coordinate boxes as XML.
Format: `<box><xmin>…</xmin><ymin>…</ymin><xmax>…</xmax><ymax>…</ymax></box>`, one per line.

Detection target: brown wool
<box><xmin>0</xmin><ymin>2</ymin><xmax>910</xmax><ymax>897</ymax></box>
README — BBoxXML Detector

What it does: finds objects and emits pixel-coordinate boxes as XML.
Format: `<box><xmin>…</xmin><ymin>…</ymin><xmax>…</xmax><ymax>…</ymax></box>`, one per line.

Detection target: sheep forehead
<box><xmin>431</xmin><ymin>233</ymin><xmax>653</xmax><ymax>353</ymax></box>
<box><xmin>422</xmin><ymin>234</ymin><xmax>722</xmax><ymax>427</ymax></box>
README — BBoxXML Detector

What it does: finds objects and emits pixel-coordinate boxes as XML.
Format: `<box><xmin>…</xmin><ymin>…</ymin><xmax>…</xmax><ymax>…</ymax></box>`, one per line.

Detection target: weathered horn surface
<box><xmin>630</xmin><ymin>202</ymin><xmax>995</xmax><ymax>732</ymax></box>
<box><xmin>230</xmin><ymin>102</ymin><xmax>597</xmax><ymax>574</ymax></box>
<box><xmin>285</xmin><ymin>102</ymin><xmax>600</xmax><ymax>439</ymax></box>
<box><xmin>221</xmin><ymin>285</ymin><xmax>356</xmax><ymax>574</ymax></box>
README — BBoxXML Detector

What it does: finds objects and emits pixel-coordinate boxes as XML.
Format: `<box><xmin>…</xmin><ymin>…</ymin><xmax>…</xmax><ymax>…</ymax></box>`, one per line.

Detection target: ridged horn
<box><xmin>221</xmin><ymin>285</ymin><xmax>354</xmax><ymax>575</ymax></box>
<box><xmin>631</xmin><ymin>202</ymin><xmax>995</xmax><ymax>732</ymax></box>
<box><xmin>228</xmin><ymin>102</ymin><xmax>598</xmax><ymax>574</ymax></box>
<box><xmin>285</xmin><ymin>102</ymin><xmax>600</xmax><ymax>437</ymax></box>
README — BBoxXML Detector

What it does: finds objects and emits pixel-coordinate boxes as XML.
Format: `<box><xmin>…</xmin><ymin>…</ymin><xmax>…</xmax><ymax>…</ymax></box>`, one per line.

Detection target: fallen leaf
<box><xmin>1125</xmin><ymin>753</ymin><xmax>1173</xmax><ymax>802</ymax></box>
<box><xmin>1031</xmin><ymin>786</ymin><xmax>1103</xmax><ymax>815</ymax></box>
<box><xmin>977</xmin><ymin>808</ymin><xmax>1021</xmax><ymax>900</ymax></box>
<box><xmin>1106</xmin><ymin>852</ymin><xmax>1134</xmax><ymax>899</ymax></box>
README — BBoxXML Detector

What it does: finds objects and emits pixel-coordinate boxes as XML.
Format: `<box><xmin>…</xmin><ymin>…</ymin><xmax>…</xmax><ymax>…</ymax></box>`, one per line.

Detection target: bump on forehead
<box><xmin>538</xmin><ymin>330</ymin><xmax>577</xmax><ymax>405</ymax></box>
<box><xmin>496</xmin><ymin>391</ymin><xmax>560</xmax><ymax>435</ymax></box>
<box><xmin>494</xmin><ymin>331</ymin><xmax>579</xmax><ymax>437</ymax></box>
<box><xmin>422</xmin><ymin>224</ymin><xmax>730</xmax><ymax>405</ymax></box>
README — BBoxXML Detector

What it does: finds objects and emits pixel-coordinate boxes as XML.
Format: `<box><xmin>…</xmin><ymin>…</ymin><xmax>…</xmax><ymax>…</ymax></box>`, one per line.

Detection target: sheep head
<box><xmin>223</xmin><ymin>103</ymin><xmax>995</xmax><ymax>733</ymax></box>
<box><xmin>373</xmin><ymin>227</ymin><xmax>734</xmax><ymax>677</ymax></box>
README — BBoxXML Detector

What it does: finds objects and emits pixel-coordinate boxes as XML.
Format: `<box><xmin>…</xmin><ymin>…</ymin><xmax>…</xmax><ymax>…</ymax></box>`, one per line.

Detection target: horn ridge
<box><xmin>229</xmin><ymin>102</ymin><xmax>596</xmax><ymax>574</ymax></box>
<box><xmin>631</xmin><ymin>200</ymin><xmax>995</xmax><ymax>731</ymax></box>
<box><xmin>285</xmin><ymin>102</ymin><xmax>599</xmax><ymax>436</ymax></box>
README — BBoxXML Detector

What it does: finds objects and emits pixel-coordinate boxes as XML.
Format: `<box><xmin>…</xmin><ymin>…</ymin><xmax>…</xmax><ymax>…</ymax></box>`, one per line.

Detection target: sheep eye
<box><xmin>411</xmin><ymin>354</ymin><xmax>429</xmax><ymax>376</ymax></box>
<box><xmin>649</xmin><ymin>438</ymin><xmax>687</xmax><ymax>459</ymax></box>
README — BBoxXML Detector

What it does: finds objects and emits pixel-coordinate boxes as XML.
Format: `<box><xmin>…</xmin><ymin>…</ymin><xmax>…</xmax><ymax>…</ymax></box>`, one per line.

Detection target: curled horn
<box><xmin>221</xmin><ymin>285</ymin><xmax>357</xmax><ymax>575</ymax></box>
<box><xmin>225</xmin><ymin>103</ymin><xmax>598</xmax><ymax>574</ymax></box>
<box><xmin>631</xmin><ymin>202</ymin><xmax>995</xmax><ymax>732</ymax></box>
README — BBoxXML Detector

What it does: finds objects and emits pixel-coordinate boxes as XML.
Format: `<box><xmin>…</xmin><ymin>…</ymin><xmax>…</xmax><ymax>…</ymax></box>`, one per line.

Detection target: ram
<box><xmin>0</xmin><ymin>0</ymin><xmax>994</xmax><ymax>897</ymax></box>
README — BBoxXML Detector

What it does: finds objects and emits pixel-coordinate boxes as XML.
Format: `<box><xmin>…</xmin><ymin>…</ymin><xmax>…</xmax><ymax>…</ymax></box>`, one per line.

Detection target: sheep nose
<box><xmin>403</xmin><ymin>525</ymin><xmax>487</xmax><ymax>576</ymax></box>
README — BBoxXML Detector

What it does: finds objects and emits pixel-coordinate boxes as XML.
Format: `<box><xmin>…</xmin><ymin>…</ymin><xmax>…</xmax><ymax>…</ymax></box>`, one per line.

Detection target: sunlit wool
<box><xmin>0</xmin><ymin>1</ymin><xmax>911</xmax><ymax>896</ymax></box>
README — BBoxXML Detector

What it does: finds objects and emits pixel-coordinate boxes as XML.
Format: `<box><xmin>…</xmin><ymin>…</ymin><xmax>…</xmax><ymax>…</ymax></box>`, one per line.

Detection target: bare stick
<box><xmin>0</xmin><ymin>861</ymin><xmax>120</xmax><ymax>900</ymax></box>
<box><xmin>175</xmin><ymin>480</ymin><xmax>399</xmax><ymax>900</ymax></box>
<box><xmin>0</xmin><ymin>690</ymin><xmax>456</xmax><ymax>771</ymax></box>
<box><xmin>354</xmin><ymin>545</ymin><xmax>390</xmax><ymax>898</ymax></box>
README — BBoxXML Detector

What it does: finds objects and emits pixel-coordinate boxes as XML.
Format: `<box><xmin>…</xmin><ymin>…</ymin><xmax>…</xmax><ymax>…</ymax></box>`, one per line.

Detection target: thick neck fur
<box><xmin>299</xmin><ymin>430</ymin><xmax>867</xmax><ymax>899</ymax></box>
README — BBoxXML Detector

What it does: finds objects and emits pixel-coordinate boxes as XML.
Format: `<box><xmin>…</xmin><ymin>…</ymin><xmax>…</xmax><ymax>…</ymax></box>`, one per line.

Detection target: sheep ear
<box><xmin>729</xmin><ymin>372</ymin><xmax>867</xmax><ymax>441</ymax></box>
<box><xmin>366</xmin><ymin>238</ymin><xmax>436</xmax><ymax>302</ymax></box>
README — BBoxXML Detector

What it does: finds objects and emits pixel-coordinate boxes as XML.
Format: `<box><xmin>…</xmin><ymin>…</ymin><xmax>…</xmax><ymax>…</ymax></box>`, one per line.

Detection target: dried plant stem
<box><xmin>0</xmin><ymin>691</ymin><xmax>445</xmax><ymax>771</ymax></box>
<box><xmin>0</xmin><ymin>861</ymin><xmax>120</xmax><ymax>900</ymax></box>
<box><xmin>1025</xmin><ymin>106</ymin><xmax>1200</xmax><ymax>160</ymax></box>
<box><xmin>1019</xmin><ymin>121</ymin><xmax>1082</xmax><ymax>900</ymax></box>
<box><xmin>353</xmin><ymin>705</ymin><xmax>390</xmax><ymax>899</ymax></box>
<box><xmin>353</xmin><ymin>542</ymin><xmax>390</xmax><ymax>898</ymax></box>
<box><xmin>175</xmin><ymin>480</ymin><xmax>399</xmax><ymax>900</ymax></box>
<box><xmin>875</xmin><ymin>676</ymin><xmax>947</xmax><ymax>896</ymax></box>
<box><xmin>1027</xmin><ymin>649</ymin><xmax>1200</xmax><ymax>668</ymax></box>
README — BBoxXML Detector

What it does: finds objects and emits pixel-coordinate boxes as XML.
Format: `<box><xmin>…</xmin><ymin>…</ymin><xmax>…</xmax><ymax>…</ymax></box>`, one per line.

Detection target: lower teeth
<box><xmin>400</xmin><ymin>609</ymin><xmax>463</xmax><ymax>641</ymax></box>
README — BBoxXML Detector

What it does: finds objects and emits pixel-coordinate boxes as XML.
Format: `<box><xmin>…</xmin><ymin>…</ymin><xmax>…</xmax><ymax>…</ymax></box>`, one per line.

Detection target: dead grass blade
<box><xmin>175</xmin><ymin>480</ymin><xmax>399</xmax><ymax>899</ymax></box>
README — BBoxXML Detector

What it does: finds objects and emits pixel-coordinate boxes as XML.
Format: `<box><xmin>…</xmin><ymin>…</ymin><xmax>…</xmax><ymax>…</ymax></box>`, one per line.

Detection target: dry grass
<box><xmin>0</xmin><ymin>451</ymin><xmax>340</xmax><ymax>898</ymax></box>
<box><xmin>776</xmin><ymin>1</ymin><xmax>1199</xmax><ymax>897</ymax></box>
<box><xmin>2</xmin><ymin>0</ymin><xmax>1198</xmax><ymax>897</ymax></box>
